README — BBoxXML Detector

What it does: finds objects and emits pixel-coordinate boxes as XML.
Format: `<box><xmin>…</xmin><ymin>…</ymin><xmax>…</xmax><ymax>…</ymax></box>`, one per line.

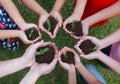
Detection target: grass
<box><xmin>0</xmin><ymin>0</ymin><xmax>120</xmax><ymax>84</ymax></box>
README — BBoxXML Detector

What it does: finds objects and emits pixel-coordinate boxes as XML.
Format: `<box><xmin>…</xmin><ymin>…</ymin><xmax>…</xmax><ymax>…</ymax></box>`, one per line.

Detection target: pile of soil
<box><xmin>43</xmin><ymin>16</ymin><xmax>57</xmax><ymax>34</ymax></box>
<box><xmin>35</xmin><ymin>45</ymin><xmax>55</xmax><ymax>64</ymax></box>
<box><xmin>66</xmin><ymin>21</ymin><xmax>83</xmax><ymax>37</ymax></box>
<box><xmin>79</xmin><ymin>40</ymin><xmax>96</xmax><ymax>54</ymax></box>
<box><xmin>61</xmin><ymin>51</ymin><xmax>75</xmax><ymax>65</ymax></box>
<box><xmin>25</xmin><ymin>28</ymin><xmax>39</xmax><ymax>40</ymax></box>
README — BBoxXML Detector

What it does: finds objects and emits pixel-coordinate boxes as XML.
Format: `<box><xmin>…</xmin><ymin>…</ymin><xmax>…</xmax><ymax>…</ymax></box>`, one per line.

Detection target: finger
<box><xmin>30</xmin><ymin>40</ymin><xmax>44</xmax><ymax>49</ymax></box>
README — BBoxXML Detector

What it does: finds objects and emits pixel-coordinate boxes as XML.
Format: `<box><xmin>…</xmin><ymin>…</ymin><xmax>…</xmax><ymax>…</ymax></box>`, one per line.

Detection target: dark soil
<box><xmin>79</xmin><ymin>40</ymin><xmax>96</xmax><ymax>54</ymax></box>
<box><xmin>61</xmin><ymin>51</ymin><xmax>75</xmax><ymax>65</ymax></box>
<box><xmin>25</xmin><ymin>28</ymin><xmax>39</xmax><ymax>40</ymax></box>
<box><xmin>35</xmin><ymin>45</ymin><xmax>55</xmax><ymax>64</ymax></box>
<box><xmin>66</xmin><ymin>21</ymin><xmax>83</xmax><ymax>37</ymax></box>
<box><xmin>43</xmin><ymin>16</ymin><xmax>57</xmax><ymax>34</ymax></box>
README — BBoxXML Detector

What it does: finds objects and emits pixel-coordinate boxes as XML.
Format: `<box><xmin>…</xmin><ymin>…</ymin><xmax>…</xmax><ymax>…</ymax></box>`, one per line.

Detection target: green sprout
<box><xmin>63</xmin><ymin>53</ymin><xmax>68</xmax><ymax>58</ymax></box>
<box><xmin>93</xmin><ymin>46</ymin><xmax>99</xmax><ymax>51</ymax></box>
<box><xmin>28</xmin><ymin>29</ymin><xmax>34</xmax><ymax>38</ymax></box>
<box><xmin>46</xmin><ymin>19</ymin><xmax>51</xmax><ymax>32</ymax></box>
<box><xmin>71</xmin><ymin>20</ymin><xmax>76</xmax><ymax>29</ymax></box>
<box><xmin>34</xmin><ymin>48</ymin><xmax>49</xmax><ymax>56</ymax></box>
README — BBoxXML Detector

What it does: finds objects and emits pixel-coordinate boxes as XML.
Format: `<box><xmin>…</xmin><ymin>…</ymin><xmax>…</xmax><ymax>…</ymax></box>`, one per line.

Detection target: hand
<box><xmin>82</xmin><ymin>36</ymin><xmax>102</xmax><ymax>49</ymax></box>
<box><xmin>74</xmin><ymin>36</ymin><xmax>102</xmax><ymax>55</ymax></box>
<box><xmin>59</xmin><ymin>47</ymin><xmax>76</xmax><ymax>71</ymax></box>
<box><xmin>18</xmin><ymin>29</ymin><xmax>41</xmax><ymax>44</ymax></box>
<box><xmin>50</xmin><ymin>11</ymin><xmax>62</xmax><ymax>38</ymax></box>
<box><xmin>81</xmin><ymin>20</ymin><xmax>90</xmax><ymax>36</ymax></box>
<box><xmin>38</xmin><ymin>12</ymin><xmax>49</xmax><ymax>30</ymax></box>
<box><xmin>80</xmin><ymin>50</ymin><xmax>103</xmax><ymax>60</ymax></box>
<box><xmin>30</xmin><ymin>57</ymin><xmax>58</xmax><ymax>76</ymax></box>
<box><xmin>20</xmin><ymin>23</ymin><xmax>38</xmax><ymax>31</ymax></box>
<box><xmin>63</xmin><ymin>14</ymin><xmax>80</xmax><ymax>29</ymax></box>
<box><xmin>21</xmin><ymin>41</ymin><xmax>44</xmax><ymax>67</ymax></box>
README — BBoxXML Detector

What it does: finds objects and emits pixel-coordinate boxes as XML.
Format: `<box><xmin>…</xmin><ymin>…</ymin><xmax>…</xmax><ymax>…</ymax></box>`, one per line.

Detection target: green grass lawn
<box><xmin>0</xmin><ymin>0</ymin><xmax>120</xmax><ymax>84</ymax></box>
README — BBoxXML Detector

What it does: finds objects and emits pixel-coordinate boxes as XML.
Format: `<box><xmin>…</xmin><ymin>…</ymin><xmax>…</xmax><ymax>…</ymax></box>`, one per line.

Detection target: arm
<box><xmin>0</xmin><ymin>41</ymin><xmax>43</xmax><ymax>78</ymax></box>
<box><xmin>0</xmin><ymin>57</ymin><xmax>27</xmax><ymax>78</ymax></box>
<box><xmin>51</xmin><ymin>0</ymin><xmax>66</xmax><ymax>12</ymax></box>
<box><xmin>0</xmin><ymin>30</ymin><xmax>34</xmax><ymax>44</ymax></box>
<box><xmin>97</xmin><ymin>51</ymin><xmax>120</xmax><ymax>75</ymax></box>
<box><xmin>20</xmin><ymin>58</ymin><xmax>57</xmax><ymax>84</ymax></box>
<box><xmin>0</xmin><ymin>0</ymin><xmax>26</xmax><ymax>29</ymax></box>
<box><xmin>80</xmin><ymin>50</ymin><xmax>120</xmax><ymax>75</ymax></box>
<box><xmin>75</xmin><ymin>55</ymin><xmax>102</xmax><ymax>84</ymax></box>
<box><xmin>82</xmin><ymin>0</ymin><xmax>120</xmax><ymax>27</ymax></box>
<box><xmin>100</xmin><ymin>28</ymin><xmax>120</xmax><ymax>49</ymax></box>
<box><xmin>63</xmin><ymin>0</ymin><xmax>87</xmax><ymax>28</ymax></box>
<box><xmin>72</xmin><ymin>0</ymin><xmax>87</xmax><ymax>20</ymax></box>
<box><xmin>68</xmin><ymin>65</ymin><xmax>76</xmax><ymax>84</ymax></box>
<box><xmin>21</xmin><ymin>0</ymin><xmax>48</xmax><ymax>16</ymax></box>
<box><xmin>0</xmin><ymin>30</ymin><xmax>21</xmax><ymax>39</ymax></box>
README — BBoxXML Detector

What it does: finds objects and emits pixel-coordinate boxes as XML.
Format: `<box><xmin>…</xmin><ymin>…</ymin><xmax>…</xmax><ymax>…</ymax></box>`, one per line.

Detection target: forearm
<box><xmin>20</xmin><ymin>70</ymin><xmax>42</xmax><ymax>84</ymax></box>
<box><xmin>21</xmin><ymin>0</ymin><xmax>48</xmax><ymax>16</ymax></box>
<box><xmin>51</xmin><ymin>0</ymin><xmax>66</xmax><ymax>12</ymax></box>
<box><xmin>77</xmin><ymin>64</ymin><xmax>100</xmax><ymax>84</ymax></box>
<box><xmin>83</xmin><ymin>0</ymin><xmax>120</xmax><ymax>27</ymax></box>
<box><xmin>97</xmin><ymin>52</ymin><xmax>120</xmax><ymax>75</ymax></box>
<box><xmin>72</xmin><ymin>0</ymin><xmax>87</xmax><ymax>19</ymax></box>
<box><xmin>0</xmin><ymin>57</ymin><xmax>27</xmax><ymax>78</ymax></box>
<box><xmin>100</xmin><ymin>28</ymin><xmax>120</xmax><ymax>49</ymax></box>
<box><xmin>0</xmin><ymin>30</ymin><xmax>21</xmax><ymax>39</ymax></box>
<box><xmin>0</xmin><ymin>0</ymin><xmax>26</xmax><ymax>29</ymax></box>
<box><xmin>68</xmin><ymin>68</ymin><xmax>76</xmax><ymax>84</ymax></box>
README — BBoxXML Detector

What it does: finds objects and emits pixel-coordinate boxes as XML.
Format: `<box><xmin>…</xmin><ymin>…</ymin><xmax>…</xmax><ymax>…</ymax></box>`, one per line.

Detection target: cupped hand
<box><xmin>30</xmin><ymin>57</ymin><xmax>58</xmax><ymax>76</ymax></box>
<box><xmin>21</xmin><ymin>41</ymin><xmax>44</xmax><ymax>67</ymax></box>
<box><xmin>63</xmin><ymin>14</ymin><xmax>80</xmax><ymax>29</ymax></box>
<box><xmin>80</xmin><ymin>50</ymin><xmax>103</xmax><ymax>60</ymax></box>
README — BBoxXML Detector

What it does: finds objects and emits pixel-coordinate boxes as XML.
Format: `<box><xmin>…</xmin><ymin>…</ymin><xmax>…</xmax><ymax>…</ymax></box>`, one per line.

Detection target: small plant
<box><xmin>63</xmin><ymin>53</ymin><xmax>68</xmax><ymax>58</ymax></box>
<box><xmin>28</xmin><ymin>29</ymin><xmax>34</xmax><ymax>38</ymax></box>
<box><xmin>93</xmin><ymin>46</ymin><xmax>99</xmax><ymax>51</ymax></box>
<box><xmin>46</xmin><ymin>19</ymin><xmax>51</xmax><ymax>32</ymax></box>
<box><xmin>71</xmin><ymin>20</ymin><xmax>76</xmax><ymax>29</ymax></box>
<box><xmin>34</xmin><ymin>48</ymin><xmax>49</xmax><ymax>56</ymax></box>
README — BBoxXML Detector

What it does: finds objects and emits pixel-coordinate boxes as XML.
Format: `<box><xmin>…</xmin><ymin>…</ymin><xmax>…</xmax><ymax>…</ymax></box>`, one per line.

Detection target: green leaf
<box><xmin>71</xmin><ymin>20</ymin><xmax>76</xmax><ymax>29</ymax></box>
<box><xmin>43</xmin><ymin>48</ymin><xmax>49</xmax><ymax>53</ymax></box>
<box><xmin>28</xmin><ymin>29</ymin><xmax>34</xmax><ymax>38</ymax></box>
<box><xmin>34</xmin><ymin>52</ymin><xmax>41</xmax><ymax>56</ymax></box>
<box><xmin>63</xmin><ymin>53</ymin><xmax>68</xmax><ymax>58</ymax></box>
<box><xmin>46</xmin><ymin>19</ymin><xmax>51</xmax><ymax>31</ymax></box>
<box><xmin>93</xmin><ymin>46</ymin><xmax>99</xmax><ymax>51</ymax></box>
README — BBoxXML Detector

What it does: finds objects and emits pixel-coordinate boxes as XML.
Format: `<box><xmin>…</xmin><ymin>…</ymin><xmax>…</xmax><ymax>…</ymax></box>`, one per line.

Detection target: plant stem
<box><xmin>46</xmin><ymin>19</ymin><xmax>51</xmax><ymax>32</ymax></box>
<box><xmin>34</xmin><ymin>48</ymin><xmax>49</xmax><ymax>56</ymax></box>
<box><xmin>28</xmin><ymin>29</ymin><xmax>34</xmax><ymax>38</ymax></box>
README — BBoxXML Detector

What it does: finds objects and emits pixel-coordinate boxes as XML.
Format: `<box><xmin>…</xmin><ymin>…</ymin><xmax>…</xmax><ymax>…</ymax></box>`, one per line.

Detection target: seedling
<box><xmin>63</xmin><ymin>53</ymin><xmax>68</xmax><ymax>58</ymax></box>
<box><xmin>28</xmin><ymin>29</ymin><xmax>34</xmax><ymax>38</ymax></box>
<box><xmin>93</xmin><ymin>46</ymin><xmax>99</xmax><ymax>51</ymax></box>
<box><xmin>71</xmin><ymin>20</ymin><xmax>76</xmax><ymax>29</ymax></box>
<box><xmin>34</xmin><ymin>48</ymin><xmax>49</xmax><ymax>56</ymax></box>
<box><xmin>46</xmin><ymin>18</ymin><xmax>51</xmax><ymax>32</ymax></box>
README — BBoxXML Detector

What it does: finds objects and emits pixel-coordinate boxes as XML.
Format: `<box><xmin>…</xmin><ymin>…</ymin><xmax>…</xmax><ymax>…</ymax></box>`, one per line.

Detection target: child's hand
<box><xmin>80</xmin><ymin>50</ymin><xmax>103</xmax><ymax>60</ymax></box>
<box><xmin>50</xmin><ymin>11</ymin><xmax>62</xmax><ymax>27</ymax></box>
<box><xmin>50</xmin><ymin>11</ymin><xmax>62</xmax><ymax>38</ymax></box>
<box><xmin>30</xmin><ymin>57</ymin><xmax>58</xmax><ymax>76</ymax></box>
<box><xmin>21</xmin><ymin>41</ymin><xmax>44</xmax><ymax>67</ymax></box>
<box><xmin>63</xmin><ymin>14</ymin><xmax>80</xmax><ymax>29</ymax></box>
<box><xmin>74</xmin><ymin>36</ymin><xmax>102</xmax><ymax>55</ymax></box>
<box><xmin>38</xmin><ymin>12</ymin><xmax>49</xmax><ymax>30</ymax></box>
<box><xmin>18</xmin><ymin>30</ymin><xmax>41</xmax><ymax>44</ymax></box>
<box><xmin>20</xmin><ymin>23</ymin><xmax>38</xmax><ymax>31</ymax></box>
<box><xmin>58</xmin><ymin>47</ymin><xmax>76</xmax><ymax>72</ymax></box>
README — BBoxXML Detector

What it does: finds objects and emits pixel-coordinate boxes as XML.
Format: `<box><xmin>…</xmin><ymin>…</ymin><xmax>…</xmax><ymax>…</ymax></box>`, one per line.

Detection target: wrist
<box><xmin>39</xmin><ymin>10</ymin><xmax>49</xmax><ymax>16</ymax></box>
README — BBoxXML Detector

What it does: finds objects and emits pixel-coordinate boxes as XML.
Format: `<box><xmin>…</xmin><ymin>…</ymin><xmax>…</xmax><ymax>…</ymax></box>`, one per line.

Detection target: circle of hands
<box><xmin>16</xmin><ymin>11</ymin><xmax>104</xmax><ymax>83</ymax></box>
